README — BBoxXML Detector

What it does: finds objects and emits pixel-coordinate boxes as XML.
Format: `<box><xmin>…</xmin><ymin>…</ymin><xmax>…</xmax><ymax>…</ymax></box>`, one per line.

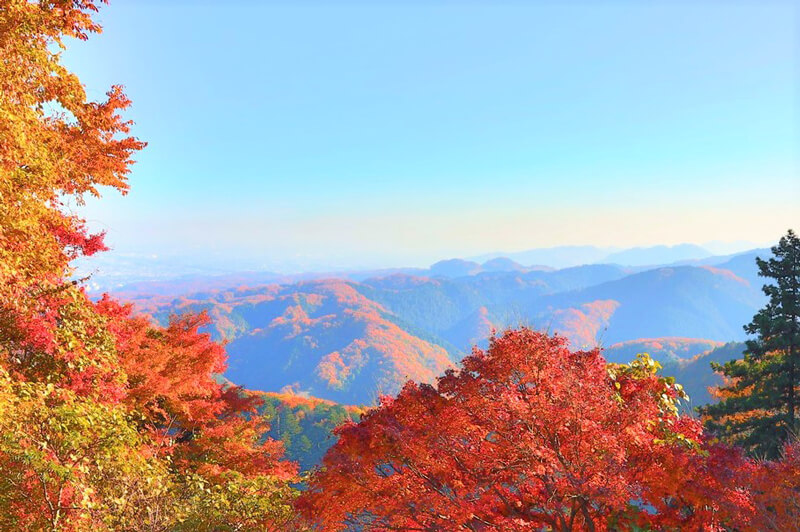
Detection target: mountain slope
<box><xmin>469</xmin><ymin>245</ymin><xmax>614</xmax><ymax>268</ymax></box>
<box><xmin>356</xmin><ymin>264</ymin><xmax>630</xmax><ymax>352</ymax></box>
<box><xmin>662</xmin><ymin>342</ymin><xmax>747</xmax><ymax>410</ymax></box>
<box><xmin>603</xmin><ymin>337</ymin><xmax>723</xmax><ymax>365</ymax></box>
<box><xmin>256</xmin><ymin>391</ymin><xmax>364</xmax><ymax>472</ymax></box>
<box><xmin>530</xmin><ymin>266</ymin><xmax>764</xmax><ymax>345</ymax></box>
<box><xmin>136</xmin><ymin>280</ymin><xmax>454</xmax><ymax>404</ymax></box>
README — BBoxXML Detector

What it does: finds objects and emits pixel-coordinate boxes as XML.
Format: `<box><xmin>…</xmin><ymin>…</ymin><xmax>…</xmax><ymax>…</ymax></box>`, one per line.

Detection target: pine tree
<box><xmin>702</xmin><ymin>229</ymin><xmax>800</xmax><ymax>458</ymax></box>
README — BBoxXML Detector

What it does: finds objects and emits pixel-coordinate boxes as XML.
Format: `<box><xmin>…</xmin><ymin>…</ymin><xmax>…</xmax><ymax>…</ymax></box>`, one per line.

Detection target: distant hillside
<box><xmin>363</xmin><ymin>262</ymin><xmax>762</xmax><ymax>350</ymax></box>
<box><xmin>531</xmin><ymin>266</ymin><xmax>763</xmax><ymax>345</ymax></box>
<box><xmin>135</xmin><ymin>280</ymin><xmax>454</xmax><ymax>404</ymax></box>
<box><xmin>471</xmin><ymin>243</ymin><xmax>730</xmax><ymax>269</ymax></box>
<box><xmin>441</xmin><ymin>306</ymin><xmax>496</xmax><ymax>349</ymax></box>
<box><xmin>470</xmin><ymin>245</ymin><xmax>614</xmax><ymax>269</ymax></box>
<box><xmin>603</xmin><ymin>337</ymin><xmax>723</xmax><ymax>365</ymax></box>
<box><xmin>603</xmin><ymin>244</ymin><xmax>711</xmax><ymax>267</ymax></box>
<box><xmin>429</xmin><ymin>259</ymin><xmax>482</xmax><ymax>278</ymax></box>
<box><xmin>713</xmin><ymin>250</ymin><xmax>770</xmax><ymax>287</ymax></box>
<box><xmin>481</xmin><ymin>257</ymin><xmax>528</xmax><ymax>272</ymax></box>
<box><xmin>426</xmin><ymin>257</ymin><xmax>545</xmax><ymax>278</ymax></box>
<box><xmin>662</xmin><ymin>342</ymin><xmax>747</xmax><ymax>410</ymax></box>
<box><xmin>357</xmin><ymin>264</ymin><xmax>630</xmax><ymax>352</ymax></box>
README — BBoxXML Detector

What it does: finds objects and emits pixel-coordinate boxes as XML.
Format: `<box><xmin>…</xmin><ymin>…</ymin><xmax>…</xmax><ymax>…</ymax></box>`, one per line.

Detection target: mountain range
<box><xmin>117</xmin><ymin>248</ymin><xmax>768</xmax><ymax>405</ymax></box>
<box><xmin>468</xmin><ymin>242</ymin><xmax>763</xmax><ymax>269</ymax></box>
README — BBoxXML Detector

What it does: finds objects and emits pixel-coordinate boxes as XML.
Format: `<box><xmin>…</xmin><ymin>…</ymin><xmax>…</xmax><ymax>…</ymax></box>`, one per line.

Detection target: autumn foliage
<box><xmin>0</xmin><ymin>1</ymin><xmax>297</xmax><ymax>529</ymax></box>
<box><xmin>749</xmin><ymin>441</ymin><xmax>800</xmax><ymax>530</ymax></box>
<box><xmin>301</xmin><ymin>330</ymin><xmax>757</xmax><ymax>530</ymax></box>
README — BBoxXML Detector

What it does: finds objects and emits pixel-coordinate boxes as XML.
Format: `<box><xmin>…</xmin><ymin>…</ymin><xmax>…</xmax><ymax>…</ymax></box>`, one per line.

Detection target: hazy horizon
<box><xmin>76</xmin><ymin>239</ymin><xmax>775</xmax><ymax>290</ymax></box>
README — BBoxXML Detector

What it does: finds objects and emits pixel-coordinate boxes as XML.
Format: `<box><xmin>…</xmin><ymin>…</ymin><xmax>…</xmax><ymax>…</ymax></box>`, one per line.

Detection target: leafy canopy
<box><xmin>301</xmin><ymin>329</ymin><xmax>753</xmax><ymax>531</ymax></box>
<box><xmin>0</xmin><ymin>2</ymin><xmax>301</xmax><ymax>529</ymax></box>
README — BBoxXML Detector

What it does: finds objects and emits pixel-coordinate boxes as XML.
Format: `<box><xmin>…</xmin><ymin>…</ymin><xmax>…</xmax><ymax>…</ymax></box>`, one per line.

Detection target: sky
<box><xmin>65</xmin><ymin>1</ymin><xmax>799</xmax><ymax>271</ymax></box>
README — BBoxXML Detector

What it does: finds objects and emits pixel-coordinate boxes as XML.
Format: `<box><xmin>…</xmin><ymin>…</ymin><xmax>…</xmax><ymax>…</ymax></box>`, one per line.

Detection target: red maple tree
<box><xmin>96</xmin><ymin>296</ymin><xmax>296</xmax><ymax>481</ymax></box>
<box><xmin>749</xmin><ymin>441</ymin><xmax>800</xmax><ymax>531</ymax></box>
<box><xmin>301</xmin><ymin>329</ymin><xmax>754</xmax><ymax>531</ymax></box>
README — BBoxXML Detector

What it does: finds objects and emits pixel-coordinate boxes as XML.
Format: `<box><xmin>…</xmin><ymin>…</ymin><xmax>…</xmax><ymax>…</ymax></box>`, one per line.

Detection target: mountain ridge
<box><xmin>121</xmin><ymin>251</ymin><xmax>767</xmax><ymax>404</ymax></box>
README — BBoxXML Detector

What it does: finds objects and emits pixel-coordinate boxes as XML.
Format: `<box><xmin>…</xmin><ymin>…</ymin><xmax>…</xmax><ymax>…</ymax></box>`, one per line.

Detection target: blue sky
<box><xmin>67</xmin><ymin>1</ymin><xmax>798</xmax><ymax>270</ymax></box>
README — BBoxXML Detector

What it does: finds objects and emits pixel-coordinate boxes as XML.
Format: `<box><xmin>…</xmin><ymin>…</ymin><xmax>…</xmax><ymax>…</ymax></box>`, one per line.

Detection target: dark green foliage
<box><xmin>702</xmin><ymin>230</ymin><xmax>800</xmax><ymax>458</ymax></box>
<box><xmin>259</xmin><ymin>396</ymin><xmax>361</xmax><ymax>472</ymax></box>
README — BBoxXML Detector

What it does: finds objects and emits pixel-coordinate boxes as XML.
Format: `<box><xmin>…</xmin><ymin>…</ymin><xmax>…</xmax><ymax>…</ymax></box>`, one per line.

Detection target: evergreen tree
<box><xmin>702</xmin><ymin>229</ymin><xmax>800</xmax><ymax>458</ymax></box>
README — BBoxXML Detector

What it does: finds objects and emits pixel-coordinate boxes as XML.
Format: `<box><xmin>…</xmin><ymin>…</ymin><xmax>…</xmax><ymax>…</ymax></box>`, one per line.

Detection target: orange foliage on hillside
<box><xmin>127</xmin><ymin>280</ymin><xmax>454</xmax><ymax>403</ymax></box>
<box><xmin>256</xmin><ymin>390</ymin><xmax>365</xmax><ymax>417</ymax></box>
<box><xmin>551</xmin><ymin>299</ymin><xmax>619</xmax><ymax>347</ymax></box>
<box><xmin>700</xmin><ymin>265</ymin><xmax>748</xmax><ymax>285</ymax></box>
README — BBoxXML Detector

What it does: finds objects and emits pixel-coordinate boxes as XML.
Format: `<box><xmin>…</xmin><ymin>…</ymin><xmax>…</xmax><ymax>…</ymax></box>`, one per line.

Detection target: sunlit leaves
<box><xmin>0</xmin><ymin>368</ymin><xmax>167</xmax><ymax>530</ymax></box>
<box><xmin>0</xmin><ymin>2</ymin><xmax>300</xmax><ymax>529</ymax></box>
<box><xmin>301</xmin><ymin>329</ymin><xmax>753</xmax><ymax>530</ymax></box>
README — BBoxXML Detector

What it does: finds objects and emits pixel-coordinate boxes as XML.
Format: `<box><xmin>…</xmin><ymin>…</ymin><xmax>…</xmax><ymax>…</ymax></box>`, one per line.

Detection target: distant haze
<box><xmin>77</xmin><ymin>241</ymin><xmax>769</xmax><ymax>292</ymax></box>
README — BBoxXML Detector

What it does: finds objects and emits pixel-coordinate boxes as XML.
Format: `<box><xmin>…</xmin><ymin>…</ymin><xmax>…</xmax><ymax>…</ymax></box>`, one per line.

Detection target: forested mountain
<box><xmin>602</xmin><ymin>337</ymin><xmax>723</xmax><ymax>365</ymax></box>
<box><xmin>355</xmin><ymin>264</ymin><xmax>631</xmax><ymax>351</ymax></box>
<box><xmin>530</xmin><ymin>264</ymin><xmax>763</xmax><ymax>345</ymax></box>
<box><xmin>122</xmin><ymin>251</ymin><xmax>767</xmax><ymax>405</ymax></box>
<box><xmin>254</xmin><ymin>392</ymin><xmax>364</xmax><ymax>472</ymax></box>
<box><xmin>133</xmin><ymin>280</ymin><xmax>453</xmax><ymax>404</ymax></box>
